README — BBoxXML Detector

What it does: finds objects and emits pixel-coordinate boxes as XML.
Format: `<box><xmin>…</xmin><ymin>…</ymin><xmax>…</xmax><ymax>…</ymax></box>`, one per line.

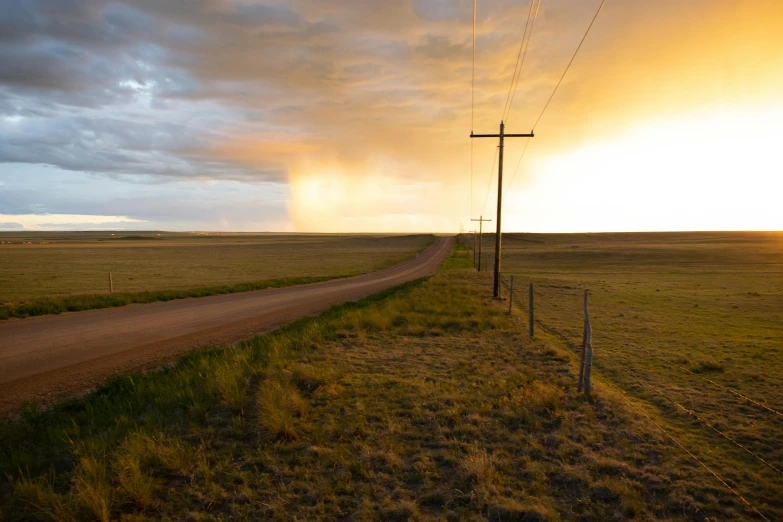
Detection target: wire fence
<box><xmin>494</xmin><ymin>272</ymin><xmax>781</xmax><ymax>520</ymax></box>
<box><xmin>502</xmin><ymin>272</ymin><xmax>782</xmax><ymax>520</ymax></box>
<box><xmin>452</xmin><ymin>236</ymin><xmax>782</xmax><ymax>520</ymax></box>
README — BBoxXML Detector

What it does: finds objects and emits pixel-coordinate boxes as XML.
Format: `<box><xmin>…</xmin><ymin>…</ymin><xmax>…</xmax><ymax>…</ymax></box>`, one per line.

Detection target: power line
<box><xmin>505</xmin><ymin>0</ymin><xmax>543</xmax><ymax>126</ymax></box>
<box><xmin>472</xmin><ymin>0</ymin><xmax>476</xmax><ymax>133</ymax></box>
<box><xmin>505</xmin><ymin>137</ymin><xmax>531</xmax><ymax>191</ymax></box>
<box><xmin>471</xmin><ymin>0</ymin><xmax>476</xmax><ymax>218</ymax></box>
<box><xmin>501</xmin><ymin>0</ymin><xmax>537</xmax><ymax>122</ymax></box>
<box><xmin>532</xmin><ymin>0</ymin><xmax>608</xmax><ymax>131</ymax></box>
<box><xmin>482</xmin><ymin>146</ymin><xmax>499</xmax><ymax>215</ymax></box>
<box><xmin>506</xmin><ymin>0</ymin><xmax>606</xmax><ymax>193</ymax></box>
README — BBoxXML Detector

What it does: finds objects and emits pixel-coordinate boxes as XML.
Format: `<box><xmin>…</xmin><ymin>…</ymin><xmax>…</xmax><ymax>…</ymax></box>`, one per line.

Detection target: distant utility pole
<box><xmin>472</xmin><ymin>230</ymin><xmax>477</xmax><ymax>267</ymax></box>
<box><xmin>471</xmin><ymin>121</ymin><xmax>534</xmax><ymax>298</ymax></box>
<box><xmin>471</xmin><ymin>216</ymin><xmax>492</xmax><ymax>273</ymax></box>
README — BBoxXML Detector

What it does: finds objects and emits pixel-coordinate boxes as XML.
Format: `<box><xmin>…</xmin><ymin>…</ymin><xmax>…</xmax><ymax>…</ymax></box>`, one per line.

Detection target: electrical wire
<box><xmin>532</xmin><ymin>0</ymin><xmax>608</xmax><ymax>131</ymax></box>
<box><xmin>501</xmin><ymin>0</ymin><xmax>537</xmax><ymax>122</ymax></box>
<box><xmin>505</xmin><ymin>137</ymin><xmax>531</xmax><ymax>192</ymax></box>
<box><xmin>505</xmin><ymin>0</ymin><xmax>542</xmax><ymax>126</ymax></box>
<box><xmin>470</xmin><ymin>0</ymin><xmax>477</xmax><ymax>218</ymax></box>
<box><xmin>482</xmin><ymin>146</ymin><xmax>499</xmax><ymax>216</ymax></box>
<box><xmin>506</xmin><ymin>0</ymin><xmax>607</xmax><ymax>193</ymax></box>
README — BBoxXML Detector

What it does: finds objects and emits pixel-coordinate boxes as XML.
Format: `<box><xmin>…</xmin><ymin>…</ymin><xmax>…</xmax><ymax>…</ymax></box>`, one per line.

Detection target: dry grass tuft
<box><xmin>72</xmin><ymin>457</ymin><xmax>113</xmax><ymax>522</ymax></box>
<box><xmin>462</xmin><ymin>445</ymin><xmax>496</xmax><ymax>502</ymax></box>
<box><xmin>257</xmin><ymin>377</ymin><xmax>307</xmax><ymax>441</ymax></box>
<box><xmin>13</xmin><ymin>477</ymin><xmax>77</xmax><ymax>522</ymax></box>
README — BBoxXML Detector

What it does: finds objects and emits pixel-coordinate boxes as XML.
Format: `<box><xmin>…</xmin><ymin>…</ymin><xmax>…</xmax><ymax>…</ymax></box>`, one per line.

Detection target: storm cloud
<box><xmin>1</xmin><ymin>0</ymin><xmax>778</xmax><ymax>232</ymax></box>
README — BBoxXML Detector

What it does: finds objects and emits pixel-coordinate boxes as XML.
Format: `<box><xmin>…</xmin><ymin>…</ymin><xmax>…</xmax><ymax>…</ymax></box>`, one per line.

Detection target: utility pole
<box><xmin>471</xmin><ymin>216</ymin><xmax>491</xmax><ymax>272</ymax></box>
<box><xmin>472</xmin><ymin>230</ymin><xmax>477</xmax><ymax>267</ymax></box>
<box><xmin>471</xmin><ymin>121</ymin><xmax>534</xmax><ymax>297</ymax></box>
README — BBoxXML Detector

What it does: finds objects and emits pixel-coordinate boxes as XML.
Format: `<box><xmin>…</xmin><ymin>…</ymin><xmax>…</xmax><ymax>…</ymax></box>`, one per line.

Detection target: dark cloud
<box><xmin>0</xmin><ymin>222</ymin><xmax>24</xmax><ymax>229</ymax></box>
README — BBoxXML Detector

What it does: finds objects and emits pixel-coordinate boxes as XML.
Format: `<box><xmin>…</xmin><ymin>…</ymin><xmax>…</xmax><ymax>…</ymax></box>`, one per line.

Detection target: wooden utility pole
<box><xmin>472</xmin><ymin>230</ymin><xmax>477</xmax><ymax>267</ymax></box>
<box><xmin>471</xmin><ymin>122</ymin><xmax>534</xmax><ymax>297</ymax></box>
<box><xmin>108</xmin><ymin>272</ymin><xmax>113</xmax><ymax>293</ymax></box>
<box><xmin>471</xmin><ymin>216</ymin><xmax>491</xmax><ymax>273</ymax></box>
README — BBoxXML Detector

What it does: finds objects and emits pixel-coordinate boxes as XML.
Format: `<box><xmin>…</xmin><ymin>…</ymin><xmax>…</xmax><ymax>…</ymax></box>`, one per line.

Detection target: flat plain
<box><xmin>491</xmin><ymin>231</ymin><xmax>783</xmax><ymax>518</ymax></box>
<box><xmin>0</xmin><ymin>248</ymin><xmax>755</xmax><ymax>521</ymax></box>
<box><xmin>0</xmin><ymin>232</ymin><xmax>434</xmax><ymax>308</ymax></box>
<box><xmin>2</xmin><ymin>233</ymin><xmax>782</xmax><ymax>520</ymax></box>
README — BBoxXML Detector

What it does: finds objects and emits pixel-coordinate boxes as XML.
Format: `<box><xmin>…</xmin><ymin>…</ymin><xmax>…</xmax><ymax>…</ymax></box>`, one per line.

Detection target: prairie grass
<box><xmin>493</xmin><ymin>231</ymin><xmax>783</xmax><ymax>519</ymax></box>
<box><xmin>0</xmin><ymin>233</ymin><xmax>435</xmax><ymax>319</ymax></box>
<box><xmin>0</xmin><ymin>245</ymin><xmax>765</xmax><ymax>520</ymax></box>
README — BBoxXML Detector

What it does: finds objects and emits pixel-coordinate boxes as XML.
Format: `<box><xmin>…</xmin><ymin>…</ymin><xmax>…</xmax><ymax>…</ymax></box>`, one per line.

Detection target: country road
<box><xmin>0</xmin><ymin>237</ymin><xmax>453</xmax><ymax>413</ymax></box>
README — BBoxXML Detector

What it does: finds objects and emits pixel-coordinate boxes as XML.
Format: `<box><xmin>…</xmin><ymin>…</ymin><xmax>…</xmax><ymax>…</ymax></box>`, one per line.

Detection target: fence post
<box><xmin>583</xmin><ymin>290</ymin><xmax>593</xmax><ymax>398</ymax></box>
<box><xmin>508</xmin><ymin>276</ymin><xmax>514</xmax><ymax>313</ymax></box>
<box><xmin>578</xmin><ymin>290</ymin><xmax>588</xmax><ymax>392</ymax></box>
<box><xmin>108</xmin><ymin>272</ymin><xmax>113</xmax><ymax>293</ymax></box>
<box><xmin>528</xmin><ymin>283</ymin><xmax>534</xmax><ymax>337</ymax></box>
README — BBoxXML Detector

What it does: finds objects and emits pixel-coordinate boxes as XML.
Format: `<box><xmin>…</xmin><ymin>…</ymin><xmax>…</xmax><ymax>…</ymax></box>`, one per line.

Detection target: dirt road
<box><xmin>0</xmin><ymin>237</ymin><xmax>453</xmax><ymax>413</ymax></box>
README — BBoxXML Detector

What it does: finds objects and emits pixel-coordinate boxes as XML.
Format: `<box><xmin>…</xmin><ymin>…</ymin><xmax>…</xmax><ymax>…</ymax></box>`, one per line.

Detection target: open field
<box><xmin>481</xmin><ymin>231</ymin><xmax>783</xmax><ymax>518</ymax></box>
<box><xmin>0</xmin><ymin>248</ymin><xmax>756</xmax><ymax>520</ymax></box>
<box><xmin>0</xmin><ymin>238</ymin><xmax>453</xmax><ymax>413</ymax></box>
<box><xmin>0</xmin><ymin>232</ymin><xmax>435</xmax><ymax>318</ymax></box>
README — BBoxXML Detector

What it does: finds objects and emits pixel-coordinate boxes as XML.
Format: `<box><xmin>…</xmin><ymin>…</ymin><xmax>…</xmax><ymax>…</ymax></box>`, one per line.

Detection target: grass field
<box><xmin>0</xmin><ymin>232</ymin><xmax>435</xmax><ymax>319</ymax></box>
<box><xmin>1</xmin><ymin>243</ymin><xmax>772</xmax><ymax>520</ymax></box>
<box><xmin>478</xmin><ymin>231</ymin><xmax>783</xmax><ymax>518</ymax></box>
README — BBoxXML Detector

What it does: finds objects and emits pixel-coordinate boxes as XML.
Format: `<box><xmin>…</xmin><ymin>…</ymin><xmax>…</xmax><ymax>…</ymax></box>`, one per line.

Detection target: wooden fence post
<box><xmin>508</xmin><ymin>276</ymin><xmax>514</xmax><ymax>313</ymax></box>
<box><xmin>583</xmin><ymin>290</ymin><xmax>593</xmax><ymax>398</ymax></box>
<box><xmin>108</xmin><ymin>272</ymin><xmax>113</xmax><ymax>293</ymax></box>
<box><xmin>528</xmin><ymin>283</ymin><xmax>534</xmax><ymax>337</ymax></box>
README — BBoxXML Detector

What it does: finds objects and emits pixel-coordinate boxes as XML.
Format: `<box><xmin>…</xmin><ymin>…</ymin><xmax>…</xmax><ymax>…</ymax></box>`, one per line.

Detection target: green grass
<box><xmin>483</xmin><ymin>231</ymin><xmax>783</xmax><ymax>518</ymax></box>
<box><xmin>0</xmin><ymin>233</ymin><xmax>435</xmax><ymax>319</ymax></box>
<box><xmin>0</xmin><ymin>275</ymin><xmax>350</xmax><ymax>321</ymax></box>
<box><xmin>0</xmin><ymin>245</ymin><xmax>762</xmax><ymax>520</ymax></box>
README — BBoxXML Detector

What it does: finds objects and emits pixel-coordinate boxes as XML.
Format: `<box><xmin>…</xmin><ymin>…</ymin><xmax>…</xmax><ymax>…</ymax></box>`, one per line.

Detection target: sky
<box><xmin>0</xmin><ymin>0</ymin><xmax>781</xmax><ymax>233</ymax></box>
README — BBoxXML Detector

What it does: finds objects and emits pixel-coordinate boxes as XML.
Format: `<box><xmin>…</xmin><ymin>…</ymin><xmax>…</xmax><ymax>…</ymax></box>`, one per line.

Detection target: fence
<box><xmin>486</xmin><ymin>270</ymin><xmax>781</xmax><ymax>521</ymax></box>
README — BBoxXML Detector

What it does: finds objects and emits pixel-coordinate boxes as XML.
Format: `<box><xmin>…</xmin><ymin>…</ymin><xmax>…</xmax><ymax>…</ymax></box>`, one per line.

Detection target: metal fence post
<box><xmin>508</xmin><ymin>276</ymin><xmax>514</xmax><ymax>313</ymax></box>
<box><xmin>578</xmin><ymin>290</ymin><xmax>588</xmax><ymax>392</ymax></box>
<box><xmin>528</xmin><ymin>283</ymin><xmax>534</xmax><ymax>337</ymax></box>
<box><xmin>583</xmin><ymin>290</ymin><xmax>593</xmax><ymax>398</ymax></box>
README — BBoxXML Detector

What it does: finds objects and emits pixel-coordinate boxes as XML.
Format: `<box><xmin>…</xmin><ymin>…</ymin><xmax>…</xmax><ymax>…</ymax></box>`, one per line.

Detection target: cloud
<box><xmin>0</xmin><ymin>222</ymin><xmax>23</xmax><ymax>230</ymax></box>
<box><xmin>0</xmin><ymin>0</ymin><xmax>780</xmax><ymax>231</ymax></box>
<box><xmin>0</xmin><ymin>165</ymin><xmax>292</xmax><ymax>231</ymax></box>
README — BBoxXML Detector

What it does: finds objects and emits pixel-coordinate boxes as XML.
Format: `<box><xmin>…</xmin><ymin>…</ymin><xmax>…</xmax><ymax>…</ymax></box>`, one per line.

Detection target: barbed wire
<box><xmin>599</xmin><ymin>377</ymin><xmax>771</xmax><ymax>521</ymax></box>
<box><xmin>639</xmin><ymin>382</ymin><xmax>783</xmax><ymax>477</ymax></box>
<box><xmin>637</xmin><ymin>347</ymin><xmax>783</xmax><ymax>419</ymax></box>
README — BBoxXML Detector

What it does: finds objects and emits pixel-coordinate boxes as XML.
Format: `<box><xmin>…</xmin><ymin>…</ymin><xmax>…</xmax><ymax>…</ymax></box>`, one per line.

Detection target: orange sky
<box><xmin>2</xmin><ymin>0</ymin><xmax>781</xmax><ymax>232</ymax></box>
<box><xmin>281</xmin><ymin>0</ymin><xmax>783</xmax><ymax>232</ymax></box>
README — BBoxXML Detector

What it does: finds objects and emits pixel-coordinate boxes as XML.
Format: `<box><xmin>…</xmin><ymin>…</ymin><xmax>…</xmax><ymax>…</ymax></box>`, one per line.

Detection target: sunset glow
<box><xmin>503</xmin><ymin>105</ymin><xmax>783</xmax><ymax>232</ymax></box>
<box><xmin>1</xmin><ymin>0</ymin><xmax>781</xmax><ymax>232</ymax></box>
